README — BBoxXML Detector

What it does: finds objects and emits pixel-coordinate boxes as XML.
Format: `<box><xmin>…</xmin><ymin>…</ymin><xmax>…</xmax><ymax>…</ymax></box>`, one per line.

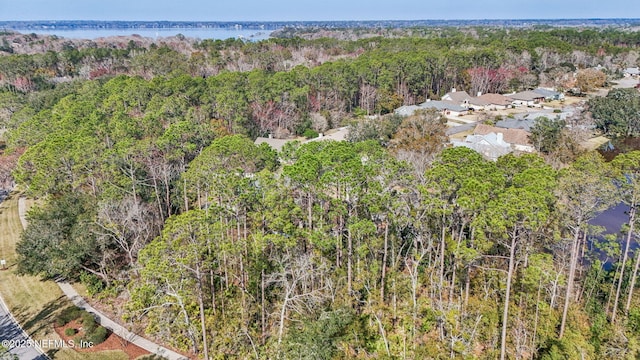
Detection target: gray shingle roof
<box><xmin>419</xmin><ymin>100</ymin><xmax>468</xmax><ymax>112</ymax></box>
<box><xmin>507</xmin><ymin>90</ymin><xmax>545</xmax><ymax>101</ymax></box>
<box><xmin>452</xmin><ymin>133</ymin><xmax>512</xmax><ymax>160</ymax></box>
<box><xmin>532</xmin><ymin>88</ymin><xmax>561</xmax><ymax>98</ymax></box>
<box><xmin>495</xmin><ymin>117</ymin><xmax>537</xmax><ymax>131</ymax></box>
<box><xmin>394</xmin><ymin>105</ymin><xmax>422</xmax><ymax>116</ymax></box>
<box><xmin>624</xmin><ymin>67</ymin><xmax>640</xmax><ymax>75</ymax></box>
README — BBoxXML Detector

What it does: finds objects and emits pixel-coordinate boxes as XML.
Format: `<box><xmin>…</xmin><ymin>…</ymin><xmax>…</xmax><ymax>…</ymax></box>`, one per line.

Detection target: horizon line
<box><xmin>2</xmin><ymin>18</ymin><xmax>640</xmax><ymax>23</ymax></box>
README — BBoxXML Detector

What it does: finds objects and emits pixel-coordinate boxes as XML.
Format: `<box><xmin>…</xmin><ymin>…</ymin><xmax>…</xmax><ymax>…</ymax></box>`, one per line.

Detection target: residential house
<box><xmin>496</xmin><ymin>110</ymin><xmax>573</xmax><ymax>131</ymax></box>
<box><xmin>394</xmin><ymin>105</ymin><xmax>423</xmax><ymax>117</ymax></box>
<box><xmin>441</xmin><ymin>89</ymin><xmax>473</xmax><ymax>108</ymax></box>
<box><xmin>394</xmin><ymin>100</ymin><xmax>468</xmax><ymax>117</ymax></box>
<box><xmin>441</xmin><ymin>89</ymin><xmax>496</xmax><ymax>110</ymax></box>
<box><xmin>624</xmin><ymin>67</ymin><xmax>640</xmax><ymax>77</ymax></box>
<box><xmin>467</xmin><ymin>96</ymin><xmax>491</xmax><ymax>111</ymax></box>
<box><xmin>452</xmin><ymin>132</ymin><xmax>512</xmax><ymax>160</ymax></box>
<box><xmin>532</xmin><ymin>88</ymin><xmax>564</xmax><ymax>101</ymax></box>
<box><xmin>419</xmin><ymin>100</ymin><xmax>468</xmax><ymax>117</ymax></box>
<box><xmin>306</xmin><ymin>127</ymin><xmax>349</xmax><ymax>142</ymax></box>
<box><xmin>255</xmin><ymin>127</ymin><xmax>350</xmax><ymax>152</ymax></box>
<box><xmin>473</xmin><ymin>123</ymin><xmax>535</xmax><ymax>153</ymax></box>
<box><xmin>476</xmin><ymin>93</ymin><xmax>513</xmax><ymax>110</ymax></box>
<box><xmin>507</xmin><ymin>90</ymin><xmax>546</xmax><ymax>107</ymax></box>
<box><xmin>495</xmin><ymin>117</ymin><xmax>538</xmax><ymax>132</ymax></box>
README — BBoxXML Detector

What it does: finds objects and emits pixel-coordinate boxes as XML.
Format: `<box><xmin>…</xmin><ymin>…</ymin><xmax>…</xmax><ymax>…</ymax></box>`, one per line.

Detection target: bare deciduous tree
<box><xmin>95</xmin><ymin>197</ymin><xmax>160</xmax><ymax>270</ymax></box>
<box><xmin>266</xmin><ymin>253</ymin><xmax>332</xmax><ymax>345</ymax></box>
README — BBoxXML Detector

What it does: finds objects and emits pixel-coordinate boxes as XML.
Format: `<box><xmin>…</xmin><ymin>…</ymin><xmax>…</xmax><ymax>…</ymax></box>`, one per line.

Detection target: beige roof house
<box><xmin>474</xmin><ymin>123</ymin><xmax>535</xmax><ymax>153</ymax></box>
<box><xmin>477</xmin><ymin>93</ymin><xmax>513</xmax><ymax>108</ymax></box>
<box><xmin>468</xmin><ymin>97</ymin><xmax>490</xmax><ymax>110</ymax></box>
<box><xmin>442</xmin><ymin>90</ymin><xmax>473</xmax><ymax>107</ymax></box>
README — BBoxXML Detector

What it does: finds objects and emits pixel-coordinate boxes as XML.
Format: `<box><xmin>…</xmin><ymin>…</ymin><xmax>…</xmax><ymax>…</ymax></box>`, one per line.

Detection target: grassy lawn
<box><xmin>0</xmin><ymin>193</ymin><xmax>128</xmax><ymax>360</ymax></box>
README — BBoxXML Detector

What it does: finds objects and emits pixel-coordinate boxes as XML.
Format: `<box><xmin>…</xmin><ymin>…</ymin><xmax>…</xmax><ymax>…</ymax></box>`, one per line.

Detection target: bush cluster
<box><xmin>85</xmin><ymin>326</ymin><xmax>108</xmax><ymax>344</ymax></box>
<box><xmin>55</xmin><ymin>306</ymin><xmax>109</xmax><ymax>345</ymax></box>
<box><xmin>55</xmin><ymin>306</ymin><xmax>83</xmax><ymax>327</ymax></box>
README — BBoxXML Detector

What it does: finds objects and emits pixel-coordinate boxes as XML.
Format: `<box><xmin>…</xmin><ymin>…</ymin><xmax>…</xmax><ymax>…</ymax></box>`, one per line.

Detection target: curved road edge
<box><xmin>0</xmin><ymin>291</ymin><xmax>48</xmax><ymax>360</ymax></box>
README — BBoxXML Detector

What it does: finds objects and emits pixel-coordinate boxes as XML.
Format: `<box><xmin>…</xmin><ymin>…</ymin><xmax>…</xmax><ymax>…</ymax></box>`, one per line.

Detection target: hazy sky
<box><xmin>1</xmin><ymin>0</ymin><xmax>639</xmax><ymax>21</ymax></box>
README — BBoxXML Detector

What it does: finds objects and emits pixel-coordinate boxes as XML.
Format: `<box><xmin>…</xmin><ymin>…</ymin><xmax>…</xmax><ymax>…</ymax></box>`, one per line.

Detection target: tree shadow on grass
<box><xmin>8</xmin><ymin>303</ymin><xmax>29</xmax><ymax>324</ymax></box>
<box><xmin>45</xmin><ymin>348</ymin><xmax>59</xmax><ymax>359</ymax></box>
<box><xmin>22</xmin><ymin>295</ymin><xmax>67</xmax><ymax>336</ymax></box>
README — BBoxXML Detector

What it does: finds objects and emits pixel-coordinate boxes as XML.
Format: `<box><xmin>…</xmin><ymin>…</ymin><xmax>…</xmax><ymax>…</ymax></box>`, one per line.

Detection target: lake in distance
<box><xmin>8</xmin><ymin>27</ymin><xmax>273</xmax><ymax>41</ymax></box>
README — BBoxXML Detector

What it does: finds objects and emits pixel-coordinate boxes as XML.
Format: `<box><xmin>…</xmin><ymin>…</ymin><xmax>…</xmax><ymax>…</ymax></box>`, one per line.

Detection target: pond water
<box><xmin>591</xmin><ymin>202</ymin><xmax>628</xmax><ymax>235</ymax></box>
<box><xmin>588</xmin><ymin>139</ymin><xmax>636</xmax><ymax>266</ymax></box>
<box><xmin>588</xmin><ymin>203</ymin><xmax>631</xmax><ymax>269</ymax></box>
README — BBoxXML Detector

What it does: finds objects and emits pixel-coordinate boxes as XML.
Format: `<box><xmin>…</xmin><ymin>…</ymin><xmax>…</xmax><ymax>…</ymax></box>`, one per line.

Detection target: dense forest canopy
<box><xmin>2</xmin><ymin>26</ymin><xmax>640</xmax><ymax>359</ymax></box>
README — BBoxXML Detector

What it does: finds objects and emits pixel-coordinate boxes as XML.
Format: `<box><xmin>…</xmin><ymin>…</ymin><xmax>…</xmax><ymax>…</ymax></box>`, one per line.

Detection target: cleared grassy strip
<box><xmin>0</xmin><ymin>194</ymin><xmax>128</xmax><ymax>360</ymax></box>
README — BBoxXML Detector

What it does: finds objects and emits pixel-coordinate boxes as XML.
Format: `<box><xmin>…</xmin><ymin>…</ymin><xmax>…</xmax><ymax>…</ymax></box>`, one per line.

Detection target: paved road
<box><xmin>17</xmin><ymin>197</ymin><xmax>189</xmax><ymax>360</ymax></box>
<box><xmin>0</xmin><ymin>297</ymin><xmax>48</xmax><ymax>360</ymax></box>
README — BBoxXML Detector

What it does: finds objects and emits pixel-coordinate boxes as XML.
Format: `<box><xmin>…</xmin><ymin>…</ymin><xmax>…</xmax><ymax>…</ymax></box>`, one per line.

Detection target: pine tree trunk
<box><xmin>261</xmin><ymin>269</ymin><xmax>266</xmax><ymax>343</ymax></box>
<box><xmin>613</xmin><ymin>204</ymin><xmax>635</xmax><ymax>322</ymax></box>
<box><xmin>380</xmin><ymin>221</ymin><xmax>389</xmax><ymax>302</ymax></box>
<box><xmin>625</xmin><ymin>249</ymin><xmax>640</xmax><ymax>312</ymax></box>
<box><xmin>347</xmin><ymin>226</ymin><xmax>353</xmax><ymax>294</ymax></box>
<box><xmin>439</xmin><ymin>212</ymin><xmax>446</xmax><ymax>304</ymax></box>
<box><xmin>624</xmin><ymin>202</ymin><xmax>640</xmax><ymax>313</ymax></box>
<box><xmin>560</xmin><ymin>225</ymin><xmax>581</xmax><ymax>338</ymax></box>
<box><xmin>500</xmin><ymin>228</ymin><xmax>518</xmax><ymax>360</ymax></box>
<box><xmin>196</xmin><ymin>265</ymin><xmax>209</xmax><ymax>360</ymax></box>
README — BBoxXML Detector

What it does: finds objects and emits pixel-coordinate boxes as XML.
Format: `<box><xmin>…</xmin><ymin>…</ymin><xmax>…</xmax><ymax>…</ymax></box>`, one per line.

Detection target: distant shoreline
<box><xmin>3</xmin><ymin>27</ymin><xmax>273</xmax><ymax>41</ymax></box>
<box><xmin>2</xmin><ymin>18</ymin><xmax>640</xmax><ymax>32</ymax></box>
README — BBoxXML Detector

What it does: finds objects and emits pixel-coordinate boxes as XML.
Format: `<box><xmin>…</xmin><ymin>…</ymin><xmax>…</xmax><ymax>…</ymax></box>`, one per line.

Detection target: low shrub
<box><xmin>81</xmin><ymin>312</ymin><xmax>98</xmax><ymax>334</ymax></box>
<box><xmin>56</xmin><ymin>306</ymin><xmax>82</xmax><ymax>327</ymax></box>
<box><xmin>84</xmin><ymin>326</ymin><xmax>108</xmax><ymax>345</ymax></box>
<box><xmin>64</xmin><ymin>328</ymin><xmax>77</xmax><ymax>336</ymax></box>
<box><xmin>136</xmin><ymin>356</ymin><xmax>168</xmax><ymax>360</ymax></box>
<box><xmin>79</xmin><ymin>272</ymin><xmax>105</xmax><ymax>296</ymax></box>
<box><xmin>302</xmin><ymin>128</ymin><xmax>319</xmax><ymax>139</ymax></box>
